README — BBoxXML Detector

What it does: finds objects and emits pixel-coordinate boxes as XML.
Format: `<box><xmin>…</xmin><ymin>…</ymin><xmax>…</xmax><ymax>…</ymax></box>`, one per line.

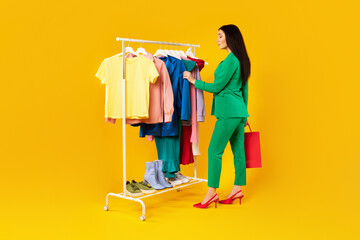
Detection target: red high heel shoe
<box><xmin>218</xmin><ymin>190</ymin><xmax>244</xmax><ymax>204</ymax></box>
<box><xmin>193</xmin><ymin>194</ymin><xmax>219</xmax><ymax>208</ymax></box>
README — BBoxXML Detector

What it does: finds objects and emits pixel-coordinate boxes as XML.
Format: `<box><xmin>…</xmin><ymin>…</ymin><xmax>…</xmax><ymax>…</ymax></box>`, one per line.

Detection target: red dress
<box><xmin>180</xmin><ymin>125</ymin><xmax>194</xmax><ymax>165</ymax></box>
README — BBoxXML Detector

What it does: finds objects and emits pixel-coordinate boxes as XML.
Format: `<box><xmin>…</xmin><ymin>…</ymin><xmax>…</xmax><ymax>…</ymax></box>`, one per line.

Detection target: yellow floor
<box><xmin>1</xmin><ymin>174</ymin><xmax>358</xmax><ymax>240</ymax></box>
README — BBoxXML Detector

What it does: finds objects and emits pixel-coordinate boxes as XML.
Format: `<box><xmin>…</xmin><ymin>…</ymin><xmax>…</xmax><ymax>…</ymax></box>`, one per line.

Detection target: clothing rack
<box><xmin>103</xmin><ymin>37</ymin><xmax>207</xmax><ymax>221</ymax></box>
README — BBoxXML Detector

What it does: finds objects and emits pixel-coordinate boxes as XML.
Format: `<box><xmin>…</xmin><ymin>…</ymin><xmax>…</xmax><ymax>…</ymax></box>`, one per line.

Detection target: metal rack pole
<box><xmin>122</xmin><ymin>40</ymin><xmax>127</xmax><ymax>197</ymax></box>
<box><xmin>193</xmin><ymin>46</ymin><xmax>197</xmax><ymax>179</ymax></box>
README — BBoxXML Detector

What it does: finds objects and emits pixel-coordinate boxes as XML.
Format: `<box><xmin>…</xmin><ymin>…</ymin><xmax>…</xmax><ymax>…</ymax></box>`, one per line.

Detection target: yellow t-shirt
<box><xmin>95</xmin><ymin>54</ymin><xmax>159</xmax><ymax>119</ymax></box>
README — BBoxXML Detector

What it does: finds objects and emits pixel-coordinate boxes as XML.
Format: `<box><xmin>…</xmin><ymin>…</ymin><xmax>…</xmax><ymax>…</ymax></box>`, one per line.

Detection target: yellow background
<box><xmin>1</xmin><ymin>0</ymin><xmax>359</xmax><ymax>239</ymax></box>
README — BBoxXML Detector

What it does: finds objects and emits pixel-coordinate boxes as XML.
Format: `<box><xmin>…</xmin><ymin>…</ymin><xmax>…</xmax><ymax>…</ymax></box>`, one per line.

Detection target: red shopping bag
<box><xmin>244</xmin><ymin>123</ymin><xmax>262</xmax><ymax>168</ymax></box>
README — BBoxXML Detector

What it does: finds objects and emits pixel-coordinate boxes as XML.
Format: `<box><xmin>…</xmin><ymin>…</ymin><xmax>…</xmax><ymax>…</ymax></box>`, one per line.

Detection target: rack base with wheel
<box><xmin>104</xmin><ymin>176</ymin><xmax>207</xmax><ymax>221</ymax></box>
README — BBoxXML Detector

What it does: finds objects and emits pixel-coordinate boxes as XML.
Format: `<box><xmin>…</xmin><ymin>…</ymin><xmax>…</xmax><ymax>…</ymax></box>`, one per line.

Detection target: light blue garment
<box><xmin>193</xmin><ymin>64</ymin><xmax>205</xmax><ymax>122</ymax></box>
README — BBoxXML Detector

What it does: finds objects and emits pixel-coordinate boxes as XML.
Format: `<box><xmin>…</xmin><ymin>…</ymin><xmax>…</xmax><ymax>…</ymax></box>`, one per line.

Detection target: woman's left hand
<box><xmin>183</xmin><ymin>71</ymin><xmax>196</xmax><ymax>84</ymax></box>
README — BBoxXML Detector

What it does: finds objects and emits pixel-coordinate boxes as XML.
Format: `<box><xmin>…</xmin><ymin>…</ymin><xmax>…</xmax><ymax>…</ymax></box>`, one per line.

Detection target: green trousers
<box><xmin>208</xmin><ymin>117</ymin><xmax>247</xmax><ymax>188</ymax></box>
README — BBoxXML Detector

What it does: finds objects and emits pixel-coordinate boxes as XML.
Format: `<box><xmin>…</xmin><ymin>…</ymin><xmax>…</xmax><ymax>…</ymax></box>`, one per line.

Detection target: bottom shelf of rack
<box><xmin>109</xmin><ymin>176</ymin><xmax>207</xmax><ymax>200</ymax></box>
<box><xmin>135</xmin><ymin>176</ymin><xmax>207</xmax><ymax>199</ymax></box>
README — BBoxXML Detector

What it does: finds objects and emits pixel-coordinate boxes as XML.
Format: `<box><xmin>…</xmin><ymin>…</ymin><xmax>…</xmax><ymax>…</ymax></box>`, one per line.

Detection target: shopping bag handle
<box><xmin>246</xmin><ymin>122</ymin><xmax>252</xmax><ymax>132</ymax></box>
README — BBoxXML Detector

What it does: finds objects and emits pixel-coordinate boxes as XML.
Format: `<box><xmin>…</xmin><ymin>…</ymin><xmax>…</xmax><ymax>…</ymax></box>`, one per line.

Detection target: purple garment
<box><xmin>194</xmin><ymin>64</ymin><xmax>205</xmax><ymax>122</ymax></box>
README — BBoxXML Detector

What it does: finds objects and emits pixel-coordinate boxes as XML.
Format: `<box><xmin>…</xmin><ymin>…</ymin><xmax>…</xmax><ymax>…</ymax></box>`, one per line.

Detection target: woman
<box><xmin>183</xmin><ymin>24</ymin><xmax>251</xmax><ymax>208</ymax></box>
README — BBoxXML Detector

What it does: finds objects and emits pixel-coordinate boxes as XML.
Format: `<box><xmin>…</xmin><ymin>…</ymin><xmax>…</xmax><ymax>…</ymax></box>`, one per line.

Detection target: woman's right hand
<box><xmin>183</xmin><ymin>71</ymin><xmax>196</xmax><ymax>84</ymax></box>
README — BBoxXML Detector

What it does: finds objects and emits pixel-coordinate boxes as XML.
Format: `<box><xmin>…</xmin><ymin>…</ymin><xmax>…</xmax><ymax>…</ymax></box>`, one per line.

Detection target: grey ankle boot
<box><xmin>155</xmin><ymin>160</ymin><xmax>173</xmax><ymax>188</ymax></box>
<box><xmin>144</xmin><ymin>161</ymin><xmax>165</xmax><ymax>190</ymax></box>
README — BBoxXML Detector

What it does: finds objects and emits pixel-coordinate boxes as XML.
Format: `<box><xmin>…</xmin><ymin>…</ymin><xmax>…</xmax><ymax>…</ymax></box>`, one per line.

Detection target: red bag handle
<box><xmin>246</xmin><ymin>122</ymin><xmax>252</xmax><ymax>132</ymax></box>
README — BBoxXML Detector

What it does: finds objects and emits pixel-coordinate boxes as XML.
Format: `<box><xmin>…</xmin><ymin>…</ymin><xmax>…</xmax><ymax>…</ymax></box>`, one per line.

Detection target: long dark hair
<box><xmin>219</xmin><ymin>24</ymin><xmax>251</xmax><ymax>89</ymax></box>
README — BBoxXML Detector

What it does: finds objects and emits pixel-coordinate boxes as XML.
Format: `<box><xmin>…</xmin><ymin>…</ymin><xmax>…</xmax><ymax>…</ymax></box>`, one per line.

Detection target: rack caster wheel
<box><xmin>104</xmin><ymin>206</ymin><xmax>109</xmax><ymax>211</ymax></box>
<box><xmin>176</xmin><ymin>188</ymin><xmax>180</xmax><ymax>192</ymax></box>
<box><xmin>140</xmin><ymin>215</ymin><xmax>146</xmax><ymax>221</ymax></box>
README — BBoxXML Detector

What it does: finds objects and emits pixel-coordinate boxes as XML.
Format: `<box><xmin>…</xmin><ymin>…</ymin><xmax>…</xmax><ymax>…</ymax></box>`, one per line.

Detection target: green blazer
<box><xmin>194</xmin><ymin>51</ymin><xmax>249</xmax><ymax>118</ymax></box>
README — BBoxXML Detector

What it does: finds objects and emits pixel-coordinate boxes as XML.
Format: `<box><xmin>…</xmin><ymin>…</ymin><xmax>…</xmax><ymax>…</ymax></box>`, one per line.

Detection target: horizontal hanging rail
<box><xmin>116</xmin><ymin>37</ymin><xmax>200</xmax><ymax>47</ymax></box>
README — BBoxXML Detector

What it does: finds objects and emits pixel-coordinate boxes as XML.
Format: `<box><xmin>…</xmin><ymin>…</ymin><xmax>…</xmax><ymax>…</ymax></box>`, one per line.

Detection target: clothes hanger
<box><xmin>163</xmin><ymin>44</ymin><xmax>171</xmax><ymax>56</ymax></box>
<box><xmin>168</xmin><ymin>50</ymin><xmax>181</xmax><ymax>59</ymax></box>
<box><xmin>136</xmin><ymin>42</ymin><xmax>147</xmax><ymax>55</ymax></box>
<box><xmin>172</xmin><ymin>46</ymin><xmax>186</xmax><ymax>58</ymax></box>
<box><xmin>176</xmin><ymin>46</ymin><xmax>188</xmax><ymax>58</ymax></box>
<box><xmin>168</xmin><ymin>46</ymin><xmax>181</xmax><ymax>59</ymax></box>
<box><xmin>186</xmin><ymin>47</ymin><xmax>195</xmax><ymax>58</ymax></box>
<box><xmin>117</xmin><ymin>42</ymin><xmax>137</xmax><ymax>56</ymax></box>
<box><xmin>157</xmin><ymin>44</ymin><xmax>179</xmax><ymax>59</ymax></box>
<box><xmin>153</xmin><ymin>43</ymin><xmax>167</xmax><ymax>57</ymax></box>
<box><xmin>186</xmin><ymin>47</ymin><xmax>209</xmax><ymax>65</ymax></box>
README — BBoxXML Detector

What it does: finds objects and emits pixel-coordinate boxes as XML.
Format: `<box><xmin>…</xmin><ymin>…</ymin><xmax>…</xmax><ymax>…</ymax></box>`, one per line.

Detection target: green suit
<box><xmin>194</xmin><ymin>52</ymin><xmax>248</xmax><ymax>188</ymax></box>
